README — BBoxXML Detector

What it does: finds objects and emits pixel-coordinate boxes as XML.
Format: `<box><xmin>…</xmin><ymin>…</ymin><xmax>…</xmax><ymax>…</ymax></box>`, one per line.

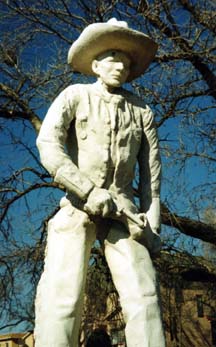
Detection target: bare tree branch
<box><xmin>0</xmin><ymin>182</ymin><xmax>64</xmax><ymax>224</ymax></box>
<box><xmin>0</xmin><ymin>84</ymin><xmax>42</xmax><ymax>133</ymax></box>
<box><xmin>179</xmin><ymin>0</ymin><xmax>216</xmax><ymax>34</ymax></box>
<box><xmin>161</xmin><ymin>204</ymin><xmax>216</xmax><ymax>245</ymax></box>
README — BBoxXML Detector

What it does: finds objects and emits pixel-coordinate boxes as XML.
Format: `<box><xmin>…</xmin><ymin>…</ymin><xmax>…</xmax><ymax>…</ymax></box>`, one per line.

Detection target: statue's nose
<box><xmin>116</xmin><ymin>62</ymin><xmax>125</xmax><ymax>71</ymax></box>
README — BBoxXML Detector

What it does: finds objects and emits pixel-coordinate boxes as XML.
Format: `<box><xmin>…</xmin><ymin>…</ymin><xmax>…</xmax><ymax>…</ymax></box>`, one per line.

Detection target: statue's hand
<box><xmin>146</xmin><ymin>197</ymin><xmax>161</xmax><ymax>234</ymax></box>
<box><xmin>126</xmin><ymin>213</ymin><xmax>147</xmax><ymax>240</ymax></box>
<box><xmin>84</xmin><ymin>187</ymin><xmax>114</xmax><ymax>217</ymax></box>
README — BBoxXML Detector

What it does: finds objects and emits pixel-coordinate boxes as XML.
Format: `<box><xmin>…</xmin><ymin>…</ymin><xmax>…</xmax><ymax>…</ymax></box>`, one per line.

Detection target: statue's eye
<box><xmin>111</xmin><ymin>51</ymin><xmax>116</xmax><ymax>57</ymax></box>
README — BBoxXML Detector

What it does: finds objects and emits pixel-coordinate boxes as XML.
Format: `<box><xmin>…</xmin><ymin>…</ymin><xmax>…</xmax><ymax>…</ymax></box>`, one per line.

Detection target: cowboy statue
<box><xmin>34</xmin><ymin>18</ymin><xmax>166</xmax><ymax>347</ymax></box>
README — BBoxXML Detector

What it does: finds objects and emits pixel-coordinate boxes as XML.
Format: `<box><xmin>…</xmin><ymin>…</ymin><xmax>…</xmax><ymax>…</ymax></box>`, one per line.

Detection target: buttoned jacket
<box><xmin>37</xmin><ymin>83</ymin><xmax>161</xmax><ymax>214</ymax></box>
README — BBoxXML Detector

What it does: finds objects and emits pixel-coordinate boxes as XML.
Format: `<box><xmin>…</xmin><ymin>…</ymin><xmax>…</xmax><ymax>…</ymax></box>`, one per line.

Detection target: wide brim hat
<box><xmin>68</xmin><ymin>18</ymin><xmax>158</xmax><ymax>82</ymax></box>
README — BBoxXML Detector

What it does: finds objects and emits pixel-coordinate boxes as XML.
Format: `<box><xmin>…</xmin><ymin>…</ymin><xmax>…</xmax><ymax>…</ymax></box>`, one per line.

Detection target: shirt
<box><xmin>36</xmin><ymin>82</ymin><xmax>161</xmax><ymax>214</ymax></box>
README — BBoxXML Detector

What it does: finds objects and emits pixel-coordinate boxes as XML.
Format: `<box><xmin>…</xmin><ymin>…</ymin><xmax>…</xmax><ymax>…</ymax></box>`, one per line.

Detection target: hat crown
<box><xmin>107</xmin><ymin>18</ymin><xmax>128</xmax><ymax>28</ymax></box>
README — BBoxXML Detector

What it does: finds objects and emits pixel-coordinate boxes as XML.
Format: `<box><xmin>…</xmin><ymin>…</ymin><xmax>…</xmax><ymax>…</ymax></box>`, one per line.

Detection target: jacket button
<box><xmin>80</xmin><ymin>131</ymin><xmax>87</xmax><ymax>140</ymax></box>
<box><xmin>100</xmin><ymin>173</ymin><xmax>106</xmax><ymax>180</ymax></box>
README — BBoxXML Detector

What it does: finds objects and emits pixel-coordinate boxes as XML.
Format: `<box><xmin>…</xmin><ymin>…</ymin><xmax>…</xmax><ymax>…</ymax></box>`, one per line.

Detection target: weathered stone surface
<box><xmin>34</xmin><ymin>19</ymin><xmax>165</xmax><ymax>347</ymax></box>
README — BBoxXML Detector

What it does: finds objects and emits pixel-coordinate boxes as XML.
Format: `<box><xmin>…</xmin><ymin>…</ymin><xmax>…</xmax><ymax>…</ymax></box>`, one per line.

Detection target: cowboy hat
<box><xmin>68</xmin><ymin>18</ymin><xmax>158</xmax><ymax>82</ymax></box>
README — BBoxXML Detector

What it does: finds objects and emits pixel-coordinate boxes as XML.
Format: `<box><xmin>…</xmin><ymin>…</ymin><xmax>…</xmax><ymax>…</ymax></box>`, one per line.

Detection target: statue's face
<box><xmin>92</xmin><ymin>50</ymin><xmax>131</xmax><ymax>88</ymax></box>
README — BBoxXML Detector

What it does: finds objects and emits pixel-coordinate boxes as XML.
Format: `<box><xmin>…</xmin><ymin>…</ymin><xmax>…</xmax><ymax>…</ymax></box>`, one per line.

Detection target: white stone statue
<box><xmin>34</xmin><ymin>18</ymin><xmax>166</xmax><ymax>347</ymax></box>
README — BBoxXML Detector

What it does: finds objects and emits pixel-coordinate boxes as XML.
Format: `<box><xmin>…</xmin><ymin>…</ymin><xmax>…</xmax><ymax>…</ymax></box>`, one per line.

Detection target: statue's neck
<box><xmin>96</xmin><ymin>79</ymin><xmax>117</xmax><ymax>94</ymax></box>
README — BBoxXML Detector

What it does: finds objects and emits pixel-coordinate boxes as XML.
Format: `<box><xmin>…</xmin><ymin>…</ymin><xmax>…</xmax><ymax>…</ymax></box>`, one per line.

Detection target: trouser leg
<box><xmin>104</xmin><ymin>222</ymin><xmax>166</xmax><ymax>347</ymax></box>
<box><xmin>34</xmin><ymin>202</ymin><xmax>96</xmax><ymax>347</ymax></box>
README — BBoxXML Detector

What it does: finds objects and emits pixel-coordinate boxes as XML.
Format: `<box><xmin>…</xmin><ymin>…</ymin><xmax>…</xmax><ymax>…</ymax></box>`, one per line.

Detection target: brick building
<box><xmin>0</xmin><ymin>332</ymin><xmax>34</xmax><ymax>347</ymax></box>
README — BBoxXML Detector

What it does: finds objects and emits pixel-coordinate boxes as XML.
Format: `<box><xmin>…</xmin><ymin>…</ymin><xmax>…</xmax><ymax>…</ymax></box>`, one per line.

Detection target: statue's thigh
<box><xmin>44</xmin><ymin>205</ymin><xmax>96</xmax><ymax>285</ymax></box>
<box><xmin>104</xmin><ymin>221</ymin><xmax>157</xmax><ymax>299</ymax></box>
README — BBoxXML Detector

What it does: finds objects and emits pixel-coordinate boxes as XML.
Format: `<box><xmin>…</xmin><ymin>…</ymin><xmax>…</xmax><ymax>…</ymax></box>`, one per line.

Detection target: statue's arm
<box><xmin>36</xmin><ymin>86</ymin><xmax>94</xmax><ymax>201</ymax></box>
<box><xmin>138</xmin><ymin>106</ymin><xmax>161</xmax><ymax>233</ymax></box>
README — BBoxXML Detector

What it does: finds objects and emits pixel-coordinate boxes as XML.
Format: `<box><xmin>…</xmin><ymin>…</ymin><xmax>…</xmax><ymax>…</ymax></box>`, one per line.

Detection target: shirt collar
<box><xmin>93</xmin><ymin>81</ymin><xmax>125</xmax><ymax>104</ymax></box>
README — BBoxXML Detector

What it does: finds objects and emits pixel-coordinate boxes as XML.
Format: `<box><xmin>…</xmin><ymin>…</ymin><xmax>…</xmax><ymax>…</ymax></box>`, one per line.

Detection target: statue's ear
<box><xmin>91</xmin><ymin>60</ymin><xmax>99</xmax><ymax>75</ymax></box>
